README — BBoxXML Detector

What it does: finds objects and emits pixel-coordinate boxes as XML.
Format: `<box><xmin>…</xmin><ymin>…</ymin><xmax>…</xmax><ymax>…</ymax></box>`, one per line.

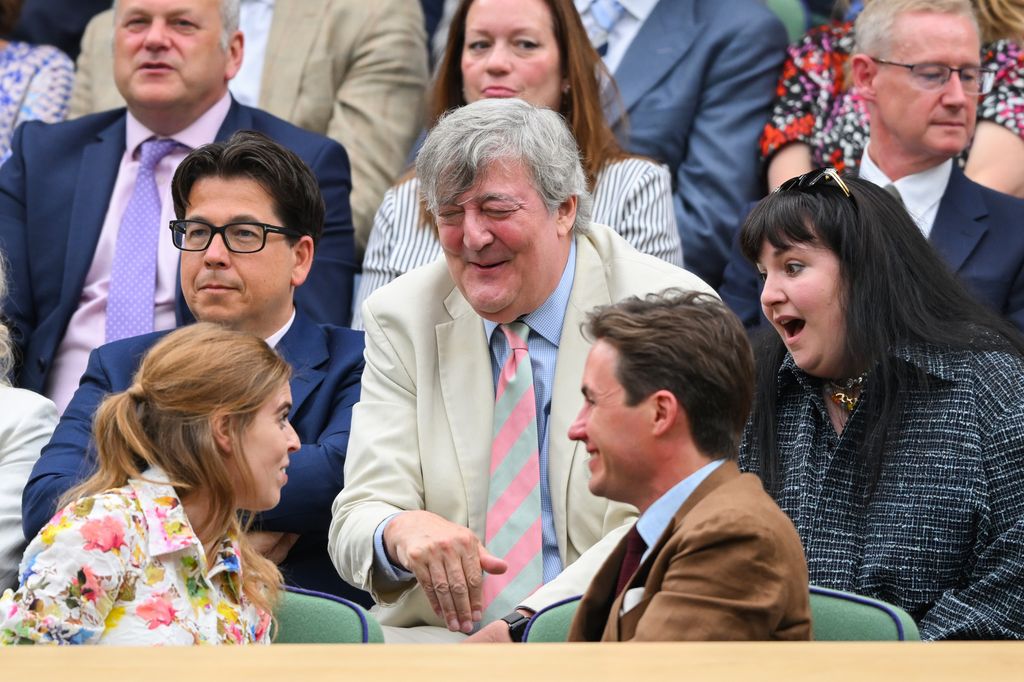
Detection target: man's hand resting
<box><xmin>384</xmin><ymin>510</ymin><xmax>508</xmax><ymax>633</ymax></box>
<box><xmin>248</xmin><ymin>531</ymin><xmax>300</xmax><ymax>565</ymax></box>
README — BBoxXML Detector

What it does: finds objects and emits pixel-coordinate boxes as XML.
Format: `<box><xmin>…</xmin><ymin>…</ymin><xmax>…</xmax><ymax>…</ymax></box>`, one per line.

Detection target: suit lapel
<box><xmin>611</xmin><ymin>462</ymin><xmax>742</xmax><ymax>639</ymax></box>
<box><xmin>259</xmin><ymin>0</ymin><xmax>326</xmax><ymax>120</ymax></box>
<box><xmin>437</xmin><ymin>288</ymin><xmax>495</xmax><ymax>537</ymax></box>
<box><xmin>612</xmin><ymin>0</ymin><xmax>699</xmax><ymax>116</ymax></box>
<box><xmin>572</xmin><ymin>530</ymin><xmax>629</xmax><ymax>641</ymax></box>
<box><xmin>929</xmin><ymin>166</ymin><xmax>989</xmax><ymax>273</ymax></box>
<box><xmin>63</xmin><ymin>115</ymin><xmax>127</xmax><ymax>312</ymax></box>
<box><xmin>275</xmin><ymin>312</ymin><xmax>329</xmax><ymax>415</ymax></box>
<box><xmin>640</xmin><ymin>461</ymin><xmax>741</xmax><ymax>570</ymax></box>
<box><xmin>215</xmin><ymin>98</ymin><xmax>247</xmax><ymax>141</ymax></box>
<box><xmin>549</xmin><ymin>232</ymin><xmax>611</xmax><ymax>556</ymax></box>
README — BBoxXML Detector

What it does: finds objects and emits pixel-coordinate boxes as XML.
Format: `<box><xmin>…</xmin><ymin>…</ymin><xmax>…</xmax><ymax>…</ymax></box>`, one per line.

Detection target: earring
<box><xmin>562</xmin><ymin>82</ymin><xmax>571</xmax><ymax>94</ymax></box>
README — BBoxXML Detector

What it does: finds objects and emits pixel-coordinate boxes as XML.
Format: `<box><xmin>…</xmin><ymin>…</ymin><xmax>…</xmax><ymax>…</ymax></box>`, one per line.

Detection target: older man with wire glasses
<box><xmin>722</xmin><ymin>0</ymin><xmax>1024</xmax><ymax>333</ymax></box>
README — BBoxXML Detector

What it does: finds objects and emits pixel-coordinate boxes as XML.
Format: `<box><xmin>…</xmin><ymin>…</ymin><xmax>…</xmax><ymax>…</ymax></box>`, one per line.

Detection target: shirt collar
<box><xmin>617</xmin><ymin>0</ymin><xmax>657</xmax><ymax>21</ymax></box>
<box><xmin>636</xmin><ymin>459</ymin><xmax>725</xmax><ymax>550</ymax></box>
<box><xmin>859</xmin><ymin>142</ymin><xmax>952</xmax><ymax>228</ymax></box>
<box><xmin>484</xmin><ymin>237</ymin><xmax>576</xmax><ymax>347</ymax></box>
<box><xmin>575</xmin><ymin>0</ymin><xmax>655</xmax><ymax>22</ymax></box>
<box><xmin>264</xmin><ymin>309</ymin><xmax>296</xmax><ymax>349</ymax></box>
<box><xmin>129</xmin><ymin>467</ymin><xmax>202</xmax><ymax>557</ymax></box>
<box><xmin>125</xmin><ymin>90</ymin><xmax>233</xmax><ymax>155</ymax></box>
<box><xmin>242</xmin><ymin>0</ymin><xmax>274</xmax><ymax>7</ymax></box>
<box><xmin>130</xmin><ymin>466</ymin><xmax>244</xmax><ymax>594</ymax></box>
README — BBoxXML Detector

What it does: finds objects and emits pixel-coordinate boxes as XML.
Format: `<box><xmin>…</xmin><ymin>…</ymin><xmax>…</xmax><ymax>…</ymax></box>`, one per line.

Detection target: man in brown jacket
<box><xmin>567</xmin><ymin>290</ymin><xmax>811</xmax><ymax>641</ymax></box>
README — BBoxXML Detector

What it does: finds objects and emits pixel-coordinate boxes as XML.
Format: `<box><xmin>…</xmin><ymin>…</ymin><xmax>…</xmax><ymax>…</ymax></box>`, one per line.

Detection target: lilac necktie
<box><xmin>105</xmin><ymin>138</ymin><xmax>181</xmax><ymax>342</ymax></box>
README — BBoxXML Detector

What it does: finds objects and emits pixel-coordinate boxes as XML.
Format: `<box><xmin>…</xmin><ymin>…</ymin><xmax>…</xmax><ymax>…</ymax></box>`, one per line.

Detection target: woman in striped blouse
<box><xmin>353</xmin><ymin>0</ymin><xmax>682</xmax><ymax>327</ymax></box>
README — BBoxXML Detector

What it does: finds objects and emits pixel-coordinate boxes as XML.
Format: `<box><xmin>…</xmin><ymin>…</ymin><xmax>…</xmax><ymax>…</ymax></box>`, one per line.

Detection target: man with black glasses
<box><xmin>722</xmin><ymin>0</ymin><xmax>1024</xmax><ymax>332</ymax></box>
<box><xmin>22</xmin><ymin>131</ymin><xmax>368</xmax><ymax>605</ymax></box>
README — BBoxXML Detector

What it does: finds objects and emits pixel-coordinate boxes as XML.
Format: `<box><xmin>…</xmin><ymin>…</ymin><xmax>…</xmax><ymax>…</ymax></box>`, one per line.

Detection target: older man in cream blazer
<box><xmin>68</xmin><ymin>0</ymin><xmax>428</xmax><ymax>256</ymax></box>
<box><xmin>329</xmin><ymin>99</ymin><xmax>714</xmax><ymax>642</ymax></box>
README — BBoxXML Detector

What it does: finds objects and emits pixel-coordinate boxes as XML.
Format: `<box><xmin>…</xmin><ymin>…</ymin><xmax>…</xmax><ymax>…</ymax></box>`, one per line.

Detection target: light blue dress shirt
<box><xmin>483</xmin><ymin>239</ymin><xmax>577</xmax><ymax>582</ymax></box>
<box><xmin>635</xmin><ymin>459</ymin><xmax>725</xmax><ymax>564</ymax></box>
<box><xmin>372</xmin><ymin>240</ymin><xmax>577</xmax><ymax>585</ymax></box>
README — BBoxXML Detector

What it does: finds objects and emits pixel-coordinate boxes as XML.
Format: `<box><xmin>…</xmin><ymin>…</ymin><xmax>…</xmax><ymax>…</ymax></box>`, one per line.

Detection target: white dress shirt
<box><xmin>858</xmin><ymin>143</ymin><xmax>952</xmax><ymax>238</ymax></box>
<box><xmin>230</xmin><ymin>0</ymin><xmax>276</xmax><ymax>107</ymax></box>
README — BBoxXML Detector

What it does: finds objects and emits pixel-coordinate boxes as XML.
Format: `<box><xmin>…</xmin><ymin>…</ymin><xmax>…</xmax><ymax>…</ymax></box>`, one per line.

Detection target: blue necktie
<box><xmin>588</xmin><ymin>0</ymin><xmax>625</xmax><ymax>57</ymax></box>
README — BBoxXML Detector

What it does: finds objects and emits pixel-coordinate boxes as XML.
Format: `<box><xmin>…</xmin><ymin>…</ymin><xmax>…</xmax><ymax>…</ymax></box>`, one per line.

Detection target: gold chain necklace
<box><xmin>826</xmin><ymin>374</ymin><xmax>867</xmax><ymax>412</ymax></box>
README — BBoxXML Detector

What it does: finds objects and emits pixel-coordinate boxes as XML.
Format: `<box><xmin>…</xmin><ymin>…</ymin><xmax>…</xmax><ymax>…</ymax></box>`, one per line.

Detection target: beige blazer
<box><xmin>329</xmin><ymin>223</ymin><xmax>716</xmax><ymax>628</ymax></box>
<box><xmin>569</xmin><ymin>462</ymin><xmax>812</xmax><ymax>641</ymax></box>
<box><xmin>69</xmin><ymin>0</ymin><xmax>428</xmax><ymax>254</ymax></box>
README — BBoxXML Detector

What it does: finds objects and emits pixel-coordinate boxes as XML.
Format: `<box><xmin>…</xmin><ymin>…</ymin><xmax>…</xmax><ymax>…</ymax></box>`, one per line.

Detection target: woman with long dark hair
<box><xmin>739</xmin><ymin>170</ymin><xmax>1024</xmax><ymax>639</ymax></box>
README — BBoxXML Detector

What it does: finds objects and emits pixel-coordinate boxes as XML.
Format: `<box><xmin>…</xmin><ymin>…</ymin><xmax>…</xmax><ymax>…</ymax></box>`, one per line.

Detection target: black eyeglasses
<box><xmin>169</xmin><ymin>220</ymin><xmax>303</xmax><ymax>253</ymax></box>
<box><xmin>775</xmin><ymin>168</ymin><xmax>852</xmax><ymax>198</ymax></box>
<box><xmin>871</xmin><ymin>58</ymin><xmax>996</xmax><ymax>96</ymax></box>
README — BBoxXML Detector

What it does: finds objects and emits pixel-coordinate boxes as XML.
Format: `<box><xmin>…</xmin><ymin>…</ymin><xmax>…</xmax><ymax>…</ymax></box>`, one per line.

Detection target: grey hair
<box><xmin>855</xmin><ymin>0</ymin><xmax>979</xmax><ymax>56</ymax></box>
<box><xmin>416</xmin><ymin>98</ymin><xmax>593</xmax><ymax>233</ymax></box>
<box><xmin>114</xmin><ymin>0</ymin><xmax>241</xmax><ymax>50</ymax></box>
<box><xmin>0</xmin><ymin>254</ymin><xmax>13</xmax><ymax>385</ymax></box>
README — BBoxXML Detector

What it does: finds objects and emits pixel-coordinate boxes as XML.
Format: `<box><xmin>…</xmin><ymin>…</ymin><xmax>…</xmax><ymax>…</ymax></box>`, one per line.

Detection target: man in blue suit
<box><xmin>22</xmin><ymin>131</ymin><xmax>368</xmax><ymax>604</ymax></box>
<box><xmin>0</xmin><ymin>0</ymin><xmax>356</xmax><ymax>414</ymax></box>
<box><xmin>576</xmin><ymin>0</ymin><xmax>788</xmax><ymax>289</ymax></box>
<box><xmin>721</xmin><ymin>0</ymin><xmax>1024</xmax><ymax>332</ymax></box>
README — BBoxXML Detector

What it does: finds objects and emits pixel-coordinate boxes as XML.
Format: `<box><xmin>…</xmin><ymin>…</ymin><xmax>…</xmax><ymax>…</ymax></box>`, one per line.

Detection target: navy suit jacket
<box><xmin>720</xmin><ymin>165</ymin><xmax>1024</xmax><ymax>332</ymax></box>
<box><xmin>610</xmin><ymin>0</ymin><xmax>787</xmax><ymax>289</ymax></box>
<box><xmin>22</xmin><ymin>312</ymin><xmax>370</xmax><ymax>604</ymax></box>
<box><xmin>0</xmin><ymin>99</ymin><xmax>357</xmax><ymax>394</ymax></box>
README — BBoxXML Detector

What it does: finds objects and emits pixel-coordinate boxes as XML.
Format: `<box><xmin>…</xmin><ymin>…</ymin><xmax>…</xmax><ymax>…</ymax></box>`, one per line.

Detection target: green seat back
<box><xmin>765</xmin><ymin>0</ymin><xmax>809</xmax><ymax>43</ymax></box>
<box><xmin>521</xmin><ymin>587</ymin><xmax>921</xmax><ymax>642</ymax></box>
<box><xmin>522</xmin><ymin>597</ymin><xmax>581</xmax><ymax>642</ymax></box>
<box><xmin>273</xmin><ymin>587</ymin><xmax>384</xmax><ymax>643</ymax></box>
<box><xmin>810</xmin><ymin>586</ymin><xmax>921</xmax><ymax>641</ymax></box>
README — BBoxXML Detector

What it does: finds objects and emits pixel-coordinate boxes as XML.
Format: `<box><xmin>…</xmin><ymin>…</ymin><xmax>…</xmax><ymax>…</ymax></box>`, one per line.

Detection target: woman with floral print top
<box><xmin>0</xmin><ymin>324</ymin><xmax>299</xmax><ymax>645</ymax></box>
<box><xmin>761</xmin><ymin>2</ymin><xmax>1024</xmax><ymax>194</ymax></box>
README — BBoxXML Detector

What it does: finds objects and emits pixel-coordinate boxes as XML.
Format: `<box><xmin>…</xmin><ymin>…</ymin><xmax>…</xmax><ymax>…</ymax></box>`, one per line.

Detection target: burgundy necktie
<box><xmin>615</xmin><ymin>524</ymin><xmax>647</xmax><ymax>596</ymax></box>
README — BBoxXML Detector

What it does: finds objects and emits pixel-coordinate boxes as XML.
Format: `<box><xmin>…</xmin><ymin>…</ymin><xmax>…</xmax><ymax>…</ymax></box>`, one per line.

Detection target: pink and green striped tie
<box><xmin>482</xmin><ymin>322</ymin><xmax>543</xmax><ymax>622</ymax></box>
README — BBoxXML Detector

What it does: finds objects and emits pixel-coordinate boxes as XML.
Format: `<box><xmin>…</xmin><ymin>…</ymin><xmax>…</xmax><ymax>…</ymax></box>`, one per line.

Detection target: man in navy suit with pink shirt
<box><xmin>0</xmin><ymin>0</ymin><xmax>356</xmax><ymax>415</ymax></box>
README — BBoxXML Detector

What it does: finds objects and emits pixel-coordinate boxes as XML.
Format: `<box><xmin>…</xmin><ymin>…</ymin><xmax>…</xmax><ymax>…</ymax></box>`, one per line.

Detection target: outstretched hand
<box><xmin>384</xmin><ymin>510</ymin><xmax>508</xmax><ymax>632</ymax></box>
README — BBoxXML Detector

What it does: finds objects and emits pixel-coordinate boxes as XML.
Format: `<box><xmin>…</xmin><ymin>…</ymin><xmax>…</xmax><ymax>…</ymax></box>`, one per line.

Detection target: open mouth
<box><xmin>780</xmin><ymin>318</ymin><xmax>805</xmax><ymax>340</ymax></box>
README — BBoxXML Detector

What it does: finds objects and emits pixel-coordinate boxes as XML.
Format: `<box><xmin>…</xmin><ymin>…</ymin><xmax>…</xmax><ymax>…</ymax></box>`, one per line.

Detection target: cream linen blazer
<box><xmin>329</xmin><ymin>223</ymin><xmax>716</xmax><ymax>628</ymax></box>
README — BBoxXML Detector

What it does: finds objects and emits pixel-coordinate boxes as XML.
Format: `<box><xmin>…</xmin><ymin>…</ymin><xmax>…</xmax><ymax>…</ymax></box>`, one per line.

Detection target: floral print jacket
<box><xmin>0</xmin><ymin>468</ymin><xmax>272</xmax><ymax>645</ymax></box>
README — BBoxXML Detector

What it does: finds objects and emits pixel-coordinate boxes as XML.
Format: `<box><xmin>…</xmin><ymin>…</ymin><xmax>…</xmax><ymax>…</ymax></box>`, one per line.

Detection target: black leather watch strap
<box><xmin>500</xmin><ymin>611</ymin><xmax>531</xmax><ymax>643</ymax></box>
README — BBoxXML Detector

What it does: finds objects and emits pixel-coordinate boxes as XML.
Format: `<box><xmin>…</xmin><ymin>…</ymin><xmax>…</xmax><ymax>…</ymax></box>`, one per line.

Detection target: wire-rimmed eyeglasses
<box><xmin>871</xmin><ymin>58</ymin><xmax>996</xmax><ymax>96</ymax></box>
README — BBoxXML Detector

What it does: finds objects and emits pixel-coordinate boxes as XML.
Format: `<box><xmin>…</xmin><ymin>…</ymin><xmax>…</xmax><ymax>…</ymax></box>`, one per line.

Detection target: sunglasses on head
<box><xmin>775</xmin><ymin>168</ymin><xmax>852</xmax><ymax>199</ymax></box>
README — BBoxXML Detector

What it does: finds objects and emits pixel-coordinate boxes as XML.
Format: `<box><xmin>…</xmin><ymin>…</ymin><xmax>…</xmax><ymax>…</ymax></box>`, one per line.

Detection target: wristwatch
<box><xmin>500</xmin><ymin>611</ymin><xmax>531</xmax><ymax>642</ymax></box>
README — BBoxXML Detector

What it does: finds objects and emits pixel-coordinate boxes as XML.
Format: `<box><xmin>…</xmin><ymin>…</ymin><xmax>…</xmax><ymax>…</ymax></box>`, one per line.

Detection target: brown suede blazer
<box><xmin>568</xmin><ymin>460</ymin><xmax>811</xmax><ymax>641</ymax></box>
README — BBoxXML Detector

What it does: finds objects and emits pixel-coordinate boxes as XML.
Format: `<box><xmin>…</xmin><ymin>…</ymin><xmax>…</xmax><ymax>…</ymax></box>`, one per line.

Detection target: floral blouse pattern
<box><xmin>0</xmin><ymin>41</ymin><xmax>74</xmax><ymax>164</ymax></box>
<box><xmin>759</xmin><ymin>21</ymin><xmax>1024</xmax><ymax>174</ymax></box>
<box><xmin>0</xmin><ymin>469</ymin><xmax>271</xmax><ymax>645</ymax></box>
